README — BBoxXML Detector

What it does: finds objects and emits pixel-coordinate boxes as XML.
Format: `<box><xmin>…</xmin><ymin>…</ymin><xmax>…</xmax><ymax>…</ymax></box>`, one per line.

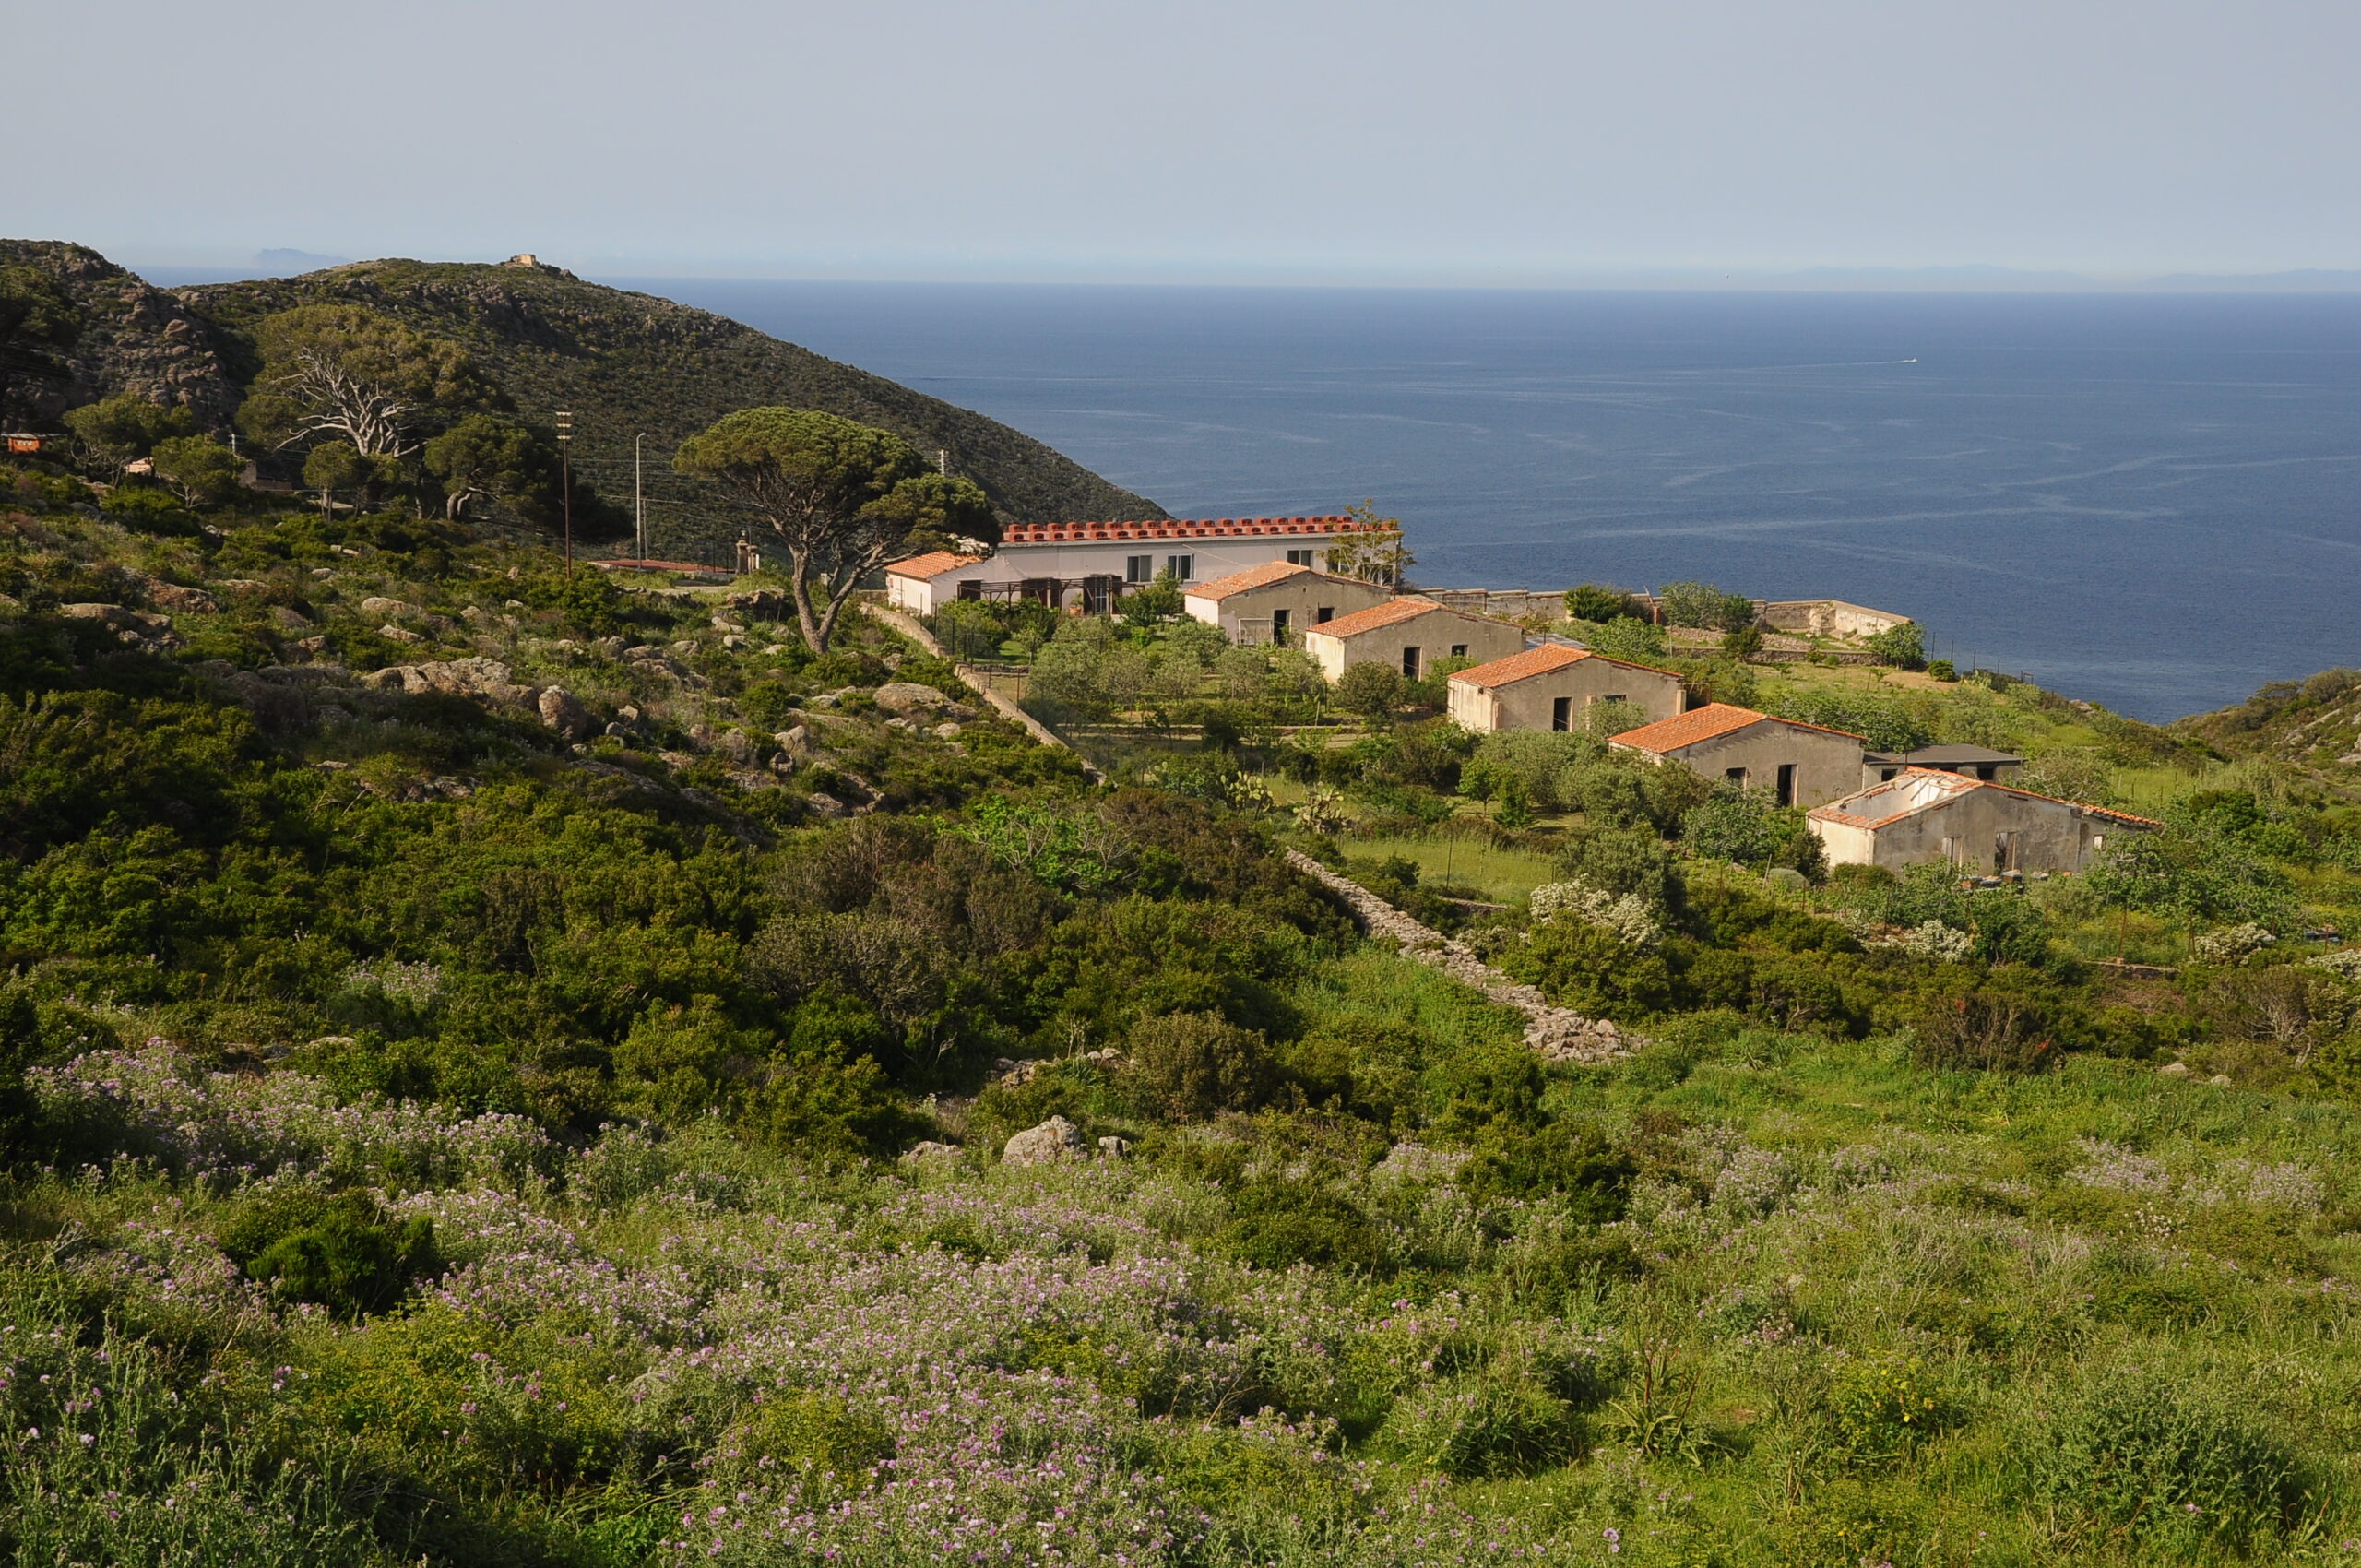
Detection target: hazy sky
<box><xmin>14</xmin><ymin>0</ymin><xmax>2358</xmax><ymax>282</ymax></box>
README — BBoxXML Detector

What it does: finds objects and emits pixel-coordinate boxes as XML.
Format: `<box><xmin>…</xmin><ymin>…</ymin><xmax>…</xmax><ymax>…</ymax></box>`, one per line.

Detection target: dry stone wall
<box><xmin>1284</xmin><ymin>850</ymin><xmax>1632</xmax><ymax>1065</ymax></box>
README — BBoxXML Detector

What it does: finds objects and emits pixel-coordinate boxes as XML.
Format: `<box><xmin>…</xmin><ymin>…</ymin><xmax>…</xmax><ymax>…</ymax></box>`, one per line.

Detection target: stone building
<box><xmin>1808</xmin><ymin>768</ymin><xmax>2157</xmax><ymax>874</ymax></box>
<box><xmin>1445</xmin><ymin>643</ymin><xmax>1685</xmax><ymax>732</ymax></box>
<box><xmin>1299</xmin><ymin>598</ymin><xmax>1526</xmax><ymax>683</ymax></box>
<box><xmin>884</xmin><ymin>551</ymin><xmax>989</xmax><ymax>615</ymax></box>
<box><xmin>1181</xmin><ymin>562</ymin><xmax>1395</xmax><ymax>645</ymax></box>
<box><xmin>1609</xmin><ymin>702</ymin><xmax>1866</xmax><ymax>809</ymax></box>
<box><xmin>882</xmin><ymin>516</ymin><xmax>1369</xmax><ymax>615</ymax></box>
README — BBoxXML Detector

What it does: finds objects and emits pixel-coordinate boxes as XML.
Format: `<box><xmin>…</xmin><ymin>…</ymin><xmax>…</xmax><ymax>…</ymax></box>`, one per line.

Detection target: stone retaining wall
<box><xmin>1284</xmin><ymin>849</ymin><xmax>1632</xmax><ymax>1065</ymax></box>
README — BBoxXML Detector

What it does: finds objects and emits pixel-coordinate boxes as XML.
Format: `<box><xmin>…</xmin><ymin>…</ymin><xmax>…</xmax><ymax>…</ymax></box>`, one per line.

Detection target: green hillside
<box><xmin>0</xmin><ymin>241</ymin><xmax>1165</xmax><ymax>540</ymax></box>
<box><xmin>7</xmin><ymin>349</ymin><xmax>2361</xmax><ymax>1564</ymax></box>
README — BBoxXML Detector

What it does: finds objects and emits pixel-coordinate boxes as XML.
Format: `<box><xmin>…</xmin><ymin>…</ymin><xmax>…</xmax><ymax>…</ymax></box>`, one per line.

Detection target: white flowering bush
<box><xmin>2194</xmin><ymin>923</ymin><xmax>2279</xmax><ymax>964</ymax></box>
<box><xmin>1898</xmin><ymin>920</ymin><xmax>1975</xmax><ymax>961</ymax></box>
<box><xmin>2305</xmin><ymin>947</ymin><xmax>2361</xmax><ymax>982</ymax></box>
<box><xmin>1527</xmin><ymin>880</ymin><xmax>1663</xmax><ymax>951</ymax></box>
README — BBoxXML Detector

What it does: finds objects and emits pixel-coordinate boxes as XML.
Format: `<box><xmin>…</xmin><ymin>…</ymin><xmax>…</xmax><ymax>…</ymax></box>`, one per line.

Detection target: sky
<box><xmin>12</xmin><ymin>0</ymin><xmax>2360</xmax><ymax>285</ymax></box>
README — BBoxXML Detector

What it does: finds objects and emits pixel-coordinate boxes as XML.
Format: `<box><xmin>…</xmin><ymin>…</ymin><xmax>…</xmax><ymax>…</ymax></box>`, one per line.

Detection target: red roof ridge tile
<box><xmin>1186</xmin><ymin>560</ymin><xmax>1315</xmax><ymax>600</ymax></box>
<box><xmin>1304</xmin><ymin>597</ymin><xmax>1441</xmax><ymax>638</ymax></box>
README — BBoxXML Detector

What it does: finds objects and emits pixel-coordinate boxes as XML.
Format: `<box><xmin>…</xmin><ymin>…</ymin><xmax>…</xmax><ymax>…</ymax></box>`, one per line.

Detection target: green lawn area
<box><xmin>1350</xmin><ymin>829</ymin><xmax>1563</xmax><ymax>903</ymax></box>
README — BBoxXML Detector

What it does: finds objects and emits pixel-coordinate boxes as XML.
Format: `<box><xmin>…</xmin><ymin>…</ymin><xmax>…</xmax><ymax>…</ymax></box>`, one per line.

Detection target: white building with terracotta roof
<box><xmin>1299</xmin><ymin>597</ymin><xmax>1526</xmax><ymax>683</ymax></box>
<box><xmin>883</xmin><ymin>516</ymin><xmax>1370</xmax><ymax>617</ymax></box>
<box><xmin>883</xmin><ymin>551</ymin><xmax>989</xmax><ymax>615</ymax></box>
<box><xmin>1610</xmin><ymin>702</ymin><xmax>1866</xmax><ymax>809</ymax></box>
<box><xmin>1180</xmin><ymin>562</ymin><xmax>1394</xmax><ymax>645</ymax></box>
<box><xmin>1808</xmin><ymin>767</ymin><xmax>2157</xmax><ymax>875</ymax></box>
<box><xmin>1446</xmin><ymin>644</ymin><xmax>1685</xmax><ymax>733</ymax></box>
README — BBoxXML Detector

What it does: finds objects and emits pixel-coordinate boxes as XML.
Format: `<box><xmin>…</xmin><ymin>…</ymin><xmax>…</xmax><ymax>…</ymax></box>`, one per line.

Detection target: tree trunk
<box><xmin>784</xmin><ymin>543</ymin><xmax>828</xmax><ymax>653</ymax></box>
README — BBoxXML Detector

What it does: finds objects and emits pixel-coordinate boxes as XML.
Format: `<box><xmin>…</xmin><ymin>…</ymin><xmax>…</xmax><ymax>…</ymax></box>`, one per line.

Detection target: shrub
<box><xmin>1583</xmin><ymin>615</ymin><xmax>1667</xmax><ymax>664</ymax></box>
<box><xmin>2035</xmin><ymin>1366</ymin><xmax>2308</xmax><ymax>1549</ymax></box>
<box><xmin>1863</xmin><ymin>620</ymin><xmax>1927</xmax><ymax>669</ymax></box>
<box><xmin>1565</xmin><ymin>583</ymin><xmax>1643</xmax><ymax>624</ymax></box>
<box><xmin>1381</xmin><ymin>1374</ymin><xmax>1578</xmax><ymax>1479</ymax></box>
<box><xmin>1220</xmin><ymin>1179</ymin><xmax>1382</xmax><ymax>1270</ymax></box>
<box><xmin>1335</xmin><ymin>661</ymin><xmax>1406</xmax><ymax>725</ymax></box>
<box><xmin>1463</xmin><ymin>1119</ymin><xmax>1634</xmax><ymax>1214</ymax></box>
<box><xmin>1556</xmin><ymin>825</ymin><xmax>1681</xmax><ymax>910</ymax></box>
<box><xmin>1123</xmin><ymin>1011</ymin><xmax>1277</xmax><ymax>1120</ymax></box>
<box><xmin>1656</xmin><ymin>580</ymin><xmax>1755</xmax><ymax>631</ymax></box>
<box><xmin>218</xmin><ymin>1189</ymin><xmax>441</xmax><ymax>1320</ymax></box>
<box><xmin>1913</xmin><ymin>988</ymin><xmax>2058</xmax><ymax>1072</ymax></box>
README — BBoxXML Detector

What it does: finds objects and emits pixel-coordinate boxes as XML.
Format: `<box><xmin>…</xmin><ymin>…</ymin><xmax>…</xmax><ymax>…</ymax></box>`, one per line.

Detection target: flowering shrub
<box><xmin>1528</xmin><ymin>880</ymin><xmax>1664</xmax><ymax>952</ymax></box>
<box><xmin>30</xmin><ymin>1042</ymin><xmax>552</xmax><ymax>1188</ymax></box>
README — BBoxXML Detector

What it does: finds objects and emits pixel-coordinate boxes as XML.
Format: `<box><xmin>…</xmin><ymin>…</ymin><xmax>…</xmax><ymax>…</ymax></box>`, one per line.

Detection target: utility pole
<box><xmin>635</xmin><ymin>433</ymin><xmax>646</xmax><ymax>560</ymax></box>
<box><xmin>556</xmin><ymin>410</ymin><xmax>574</xmax><ymax>576</ymax></box>
<box><xmin>937</xmin><ymin>448</ymin><xmax>948</xmax><ymax>476</ymax></box>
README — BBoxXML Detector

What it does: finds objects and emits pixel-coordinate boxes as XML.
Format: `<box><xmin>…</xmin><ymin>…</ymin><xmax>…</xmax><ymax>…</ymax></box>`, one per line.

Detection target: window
<box><xmin>1401</xmin><ymin>647</ymin><xmax>1420</xmax><ymax>679</ymax></box>
<box><xmin>1551</xmin><ymin>696</ymin><xmax>1572</xmax><ymax>731</ymax></box>
<box><xmin>1726</xmin><ymin>766</ymin><xmax>1748</xmax><ymax>787</ymax></box>
<box><xmin>956</xmin><ymin>580</ymin><xmax>982</xmax><ymax>601</ymax></box>
<box><xmin>1450</xmin><ymin>644</ymin><xmax>1467</xmax><ymax>659</ymax></box>
<box><xmin>1165</xmin><ymin>553</ymin><xmax>1195</xmax><ymax>582</ymax></box>
<box><xmin>1286</xmin><ymin>549</ymin><xmax>1314</xmax><ymax>566</ymax></box>
<box><xmin>1880</xmin><ymin>766</ymin><xmax>1900</xmax><ymax>781</ymax></box>
<box><xmin>1602</xmin><ymin>693</ymin><xmax>1625</xmax><ymax>705</ymax></box>
<box><xmin>1315</xmin><ymin>606</ymin><xmax>1334</xmax><ymax>624</ymax></box>
<box><xmin>1775</xmin><ymin>763</ymin><xmax>1797</xmax><ymax>807</ymax></box>
<box><xmin>1124</xmin><ymin>554</ymin><xmax>1154</xmax><ymax>584</ymax></box>
<box><xmin>1975</xmin><ymin>764</ymin><xmax>1997</xmax><ymax>781</ymax></box>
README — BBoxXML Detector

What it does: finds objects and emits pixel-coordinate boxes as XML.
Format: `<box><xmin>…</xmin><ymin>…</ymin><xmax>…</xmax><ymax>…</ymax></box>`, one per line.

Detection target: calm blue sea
<box><xmin>623</xmin><ymin>284</ymin><xmax>2361</xmax><ymax>719</ymax></box>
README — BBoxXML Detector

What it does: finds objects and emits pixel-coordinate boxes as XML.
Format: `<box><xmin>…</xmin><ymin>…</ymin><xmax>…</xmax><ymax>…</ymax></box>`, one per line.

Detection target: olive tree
<box><xmin>675</xmin><ymin>408</ymin><xmax>991</xmax><ymax>653</ymax></box>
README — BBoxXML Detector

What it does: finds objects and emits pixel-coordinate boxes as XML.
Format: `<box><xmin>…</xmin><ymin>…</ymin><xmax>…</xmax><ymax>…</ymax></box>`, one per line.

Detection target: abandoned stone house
<box><xmin>1609</xmin><ymin>702</ymin><xmax>1867</xmax><ymax>809</ymax></box>
<box><xmin>1808</xmin><ymin>767</ymin><xmax>2158</xmax><ymax>874</ymax></box>
<box><xmin>882</xmin><ymin>516</ymin><xmax>1370</xmax><ymax>616</ymax></box>
<box><xmin>1299</xmin><ymin>598</ymin><xmax>1527</xmax><ymax>683</ymax></box>
<box><xmin>1445</xmin><ymin>643</ymin><xmax>1686</xmax><ymax>733</ymax></box>
<box><xmin>1180</xmin><ymin>561</ymin><xmax>1394</xmax><ymax>645</ymax></box>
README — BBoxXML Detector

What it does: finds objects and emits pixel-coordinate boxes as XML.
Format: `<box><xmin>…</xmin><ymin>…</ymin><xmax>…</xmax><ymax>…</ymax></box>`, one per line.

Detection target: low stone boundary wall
<box><xmin>1284</xmin><ymin>849</ymin><xmax>1631</xmax><ymax>1065</ymax></box>
<box><xmin>862</xmin><ymin>603</ymin><xmax>1105</xmax><ymax>782</ymax></box>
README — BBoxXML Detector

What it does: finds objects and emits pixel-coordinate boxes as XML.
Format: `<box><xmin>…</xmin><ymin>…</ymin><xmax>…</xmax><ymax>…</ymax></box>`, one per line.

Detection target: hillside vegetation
<box><xmin>6</xmin><ymin>430</ymin><xmax>2361</xmax><ymax>1565</ymax></box>
<box><xmin>0</xmin><ymin>241</ymin><xmax>1164</xmax><ymax>539</ymax></box>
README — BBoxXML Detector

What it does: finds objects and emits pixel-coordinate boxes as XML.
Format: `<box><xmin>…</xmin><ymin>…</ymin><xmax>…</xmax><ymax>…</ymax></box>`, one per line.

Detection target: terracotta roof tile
<box><xmin>1304</xmin><ymin>597</ymin><xmax>1440</xmax><ymax>638</ymax></box>
<box><xmin>1185</xmin><ymin>560</ymin><xmax>1314</xmax><ymax>600</ymax></box>
<box><xmin>1449</xmin><ymin>643</ymin><xmax>1681</xmax><ymax>690</ymax></box>
<box><xmin>1612</xmin><ymin>703</ymin><xmax>1866</xmax><ymax>754</ymax></box>
<box><xmin>886</xmin><ymin>551</ymin><xmax>987</xmax><ymax>581</ymax></box>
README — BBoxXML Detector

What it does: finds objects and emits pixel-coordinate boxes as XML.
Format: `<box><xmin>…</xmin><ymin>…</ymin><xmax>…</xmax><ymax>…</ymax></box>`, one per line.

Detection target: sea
<box><xmin>614</xmin><ymin>281</ymin><xmax>2361</xmax><ymax>723</ymax></box>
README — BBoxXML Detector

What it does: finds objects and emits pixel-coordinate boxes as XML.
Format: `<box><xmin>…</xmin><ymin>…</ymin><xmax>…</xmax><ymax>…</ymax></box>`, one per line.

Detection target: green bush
<box><xmin>1381</xmin><ymin>1372</ymin><xmax>1578</xmax><ymax>1479</ymax></box>
<box><xmin>1656</xmin><ymin>580</ymin><xmax>1755</xmax><ymax>632</ymax></box>
<box><xmin>2035</xmin><ymin>1366</ymin><xmax>2308</xmax><ymax>1549</ymax></box>
<box><xmin>218</xmin><ymin>1190</ymin><xmax>441</xmax><ymax>1320</ymax></box>
<box><xmin>1122</xmin><ymin>1010</ymin><xmax>1277</xmax><ymax>1120</ymax></box>
<box><xmin>1220</xmin><ymin>1179</ymin><xmax>1382</xmax><ymax>1270</ymax></box>
<box><xmin>1565</xmin><ymin>583</ymin><xmax>1643</xmax><ymax>624</ymax></box>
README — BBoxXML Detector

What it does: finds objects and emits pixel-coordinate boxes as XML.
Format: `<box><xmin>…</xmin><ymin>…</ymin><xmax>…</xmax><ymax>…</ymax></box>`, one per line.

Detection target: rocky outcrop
<box><xmin>537</xmin><ymin>685</ymin><xmax>596</xmax><ymax>740</ymax></box>
<box><xmin>0</xmin><ymin>241</ymin><xmax>240</xmax><ymax>429</ymax></box>
<box><xmin>367</xmin><ymin>658</ymin><xmax>536</xmax><ymax>706</ymax></box>
<box><xmin>1285</xmin><ymin>850</ymin><xmax>1633</xmax><ymax>1065</ymax></box>
<box><xmin>1002</xmin><ymin>1116</ymin><xmax>1089</xmax><ymax>1167</ymax></box>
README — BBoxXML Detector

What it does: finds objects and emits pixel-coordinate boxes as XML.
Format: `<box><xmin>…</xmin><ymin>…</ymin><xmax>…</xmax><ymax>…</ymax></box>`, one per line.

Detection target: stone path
<box><xmin>1285</xmin><ymin>849</ymin><xmax>1634</xmax><ymax>1065</ymax></box>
